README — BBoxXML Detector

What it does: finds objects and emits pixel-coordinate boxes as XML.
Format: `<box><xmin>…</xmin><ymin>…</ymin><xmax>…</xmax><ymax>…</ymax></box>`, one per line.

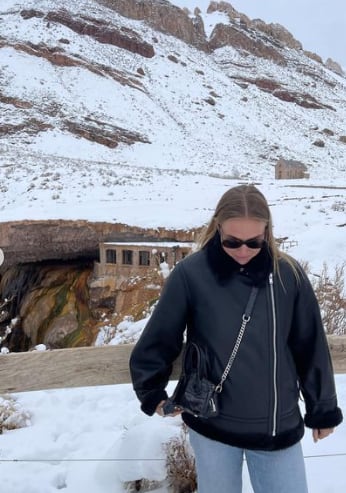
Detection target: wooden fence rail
<box><xmin>0</xmin><ymin>336</ymin><xmax>345</xmax><ymax>394</ymax></box>
<box><xmin>0</xmin><ymin>345</ymin><xmax>182</xmax><ymax>394</ymax></box>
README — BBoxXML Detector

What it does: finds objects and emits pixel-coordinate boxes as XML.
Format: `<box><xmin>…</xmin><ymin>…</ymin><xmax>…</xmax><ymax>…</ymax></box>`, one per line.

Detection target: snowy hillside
<box><xmin>0</xmin><ymin>0</ymin><xmax>345</xmax><ymax>228</ymax></box>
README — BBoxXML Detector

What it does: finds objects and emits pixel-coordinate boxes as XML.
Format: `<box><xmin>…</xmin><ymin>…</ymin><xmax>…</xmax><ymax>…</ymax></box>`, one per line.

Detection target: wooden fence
<box><xmin>0</xmin><ymin>345</ymin><xmax>182</xmax><ymax>394</ymax></box>
<box><xmin>0</xmin><ymin>336</ymin><xmax>345</xmax><ymax>394</ymax></box>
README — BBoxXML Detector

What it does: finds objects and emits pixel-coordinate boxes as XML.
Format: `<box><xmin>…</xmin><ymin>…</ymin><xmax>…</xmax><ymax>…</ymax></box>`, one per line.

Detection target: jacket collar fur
<box><xmin>205</xmin><ymin>231</ymin><xmax>273</xmax><ymax>286</ymax></box>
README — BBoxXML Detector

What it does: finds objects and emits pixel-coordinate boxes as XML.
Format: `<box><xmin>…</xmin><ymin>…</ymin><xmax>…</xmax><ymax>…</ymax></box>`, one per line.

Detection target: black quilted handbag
<box><xmin>163</xmin><ymin>342</ymin><xmax>218</xmax><ymax>419</ymax></box>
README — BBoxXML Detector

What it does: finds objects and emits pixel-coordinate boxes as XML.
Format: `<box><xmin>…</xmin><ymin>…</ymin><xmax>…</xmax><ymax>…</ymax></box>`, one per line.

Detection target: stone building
<box><xmin>275</xmin><ymin>159</ymin><xmax>309</xmax><ymax>179</ymax></box>
<box><xmin>95</xmin><ymin>241</ymin><xmax>192</xmax><ymax>280</ymax></box>
<box><xmin>90</xmin><ymin>241</ymin><xmax>193</xmax><ymax>315</ymax></box>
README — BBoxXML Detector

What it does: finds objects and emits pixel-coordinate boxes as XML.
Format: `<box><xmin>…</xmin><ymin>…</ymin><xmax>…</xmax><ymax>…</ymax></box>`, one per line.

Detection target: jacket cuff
<box><xmin>304</xmin><ymin>407</ymin><xmax>343</xmax><ymax>429</ymax></box>
<box><xmin>140</xmin><ymin>389</ymin><xmax>168</xmax><ymax>416</ymax></box>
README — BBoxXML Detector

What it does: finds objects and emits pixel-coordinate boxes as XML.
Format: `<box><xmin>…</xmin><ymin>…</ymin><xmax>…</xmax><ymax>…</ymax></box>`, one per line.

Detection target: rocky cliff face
<box><xmin>98</xmin><ymin>0</ymin><xmax>337</xmax><ymax>73</ymax></box>
<box><xmin>0</xmin><ymin>221</ymin><xmax>195</xmax><ymax>351</ymax></box>
<box><xmin>98</xmin><ymin>0</ymin><xmax>207</xmax><ymax>49</ymax></box>
<box><xmin>99</xmin><ymin>0</ymin><xmax>304</xmax><ymax>64</ymax></box>
<box><xmin>208</xmin><ymin>23</ymin><xmax>286</xmax><ymax>64</ymax></box>
<box><xmin>251</xmin><ymin>20</ymin><xmax>302</xmax><ymax>51</ymax></box>
<box><xmin>0</xmin><ymin>261</ymin><xmax>97</xmax><ymax>350</ymax></box>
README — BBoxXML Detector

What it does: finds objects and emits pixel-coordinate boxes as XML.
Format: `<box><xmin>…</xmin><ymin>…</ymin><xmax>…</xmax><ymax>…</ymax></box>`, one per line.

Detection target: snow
<box><xmin>0</xmin><ymin>377</ymin><xmax>345</xmax><ymax>492</ymax></box>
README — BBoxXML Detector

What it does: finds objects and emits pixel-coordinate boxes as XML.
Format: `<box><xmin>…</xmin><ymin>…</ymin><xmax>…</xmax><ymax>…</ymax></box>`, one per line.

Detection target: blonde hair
<box><xmin>198</xmin><ymin>184</ymin><xmax>299</xmax><ymax>278</ymax></box>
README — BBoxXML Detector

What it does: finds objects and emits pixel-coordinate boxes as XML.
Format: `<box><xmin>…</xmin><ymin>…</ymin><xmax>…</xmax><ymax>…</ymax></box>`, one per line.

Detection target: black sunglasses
<box><xmin>221</xmin><ymin>236</ymin><xmax>266</xmax><ymax>250</ymax></box>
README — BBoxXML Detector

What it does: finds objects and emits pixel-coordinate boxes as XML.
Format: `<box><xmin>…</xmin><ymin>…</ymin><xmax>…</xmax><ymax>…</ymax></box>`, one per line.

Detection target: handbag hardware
<box><xmin>163</xmin><ymin>285</ymin><xmax>259</xmax><ymax>418</ymax></box>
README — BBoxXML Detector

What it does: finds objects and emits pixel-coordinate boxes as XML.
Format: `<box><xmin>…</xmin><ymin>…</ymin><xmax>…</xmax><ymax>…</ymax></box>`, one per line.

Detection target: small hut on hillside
<box><xmin>275</xmin><ymin>159</ymin><xmax>309</xmax><ymax>179</ymax></box>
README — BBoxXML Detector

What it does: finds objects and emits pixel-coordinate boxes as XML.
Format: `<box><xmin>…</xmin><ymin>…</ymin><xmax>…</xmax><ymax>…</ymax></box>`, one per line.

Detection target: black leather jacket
<box><xmin>130</xmin><ymin>236</ymin><xmax>343</xmax><ymax>450</ymax></box>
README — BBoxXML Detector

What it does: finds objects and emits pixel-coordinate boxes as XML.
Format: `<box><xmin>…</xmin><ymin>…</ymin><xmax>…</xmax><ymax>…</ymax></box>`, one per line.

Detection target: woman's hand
<box><xmin>156</xmin><ymin>400</ymin><xmax>182</xmax><ymax>417</ymax></box>
<box><xmin>312</xmin><ymin>427</ymin><xmax>334</xmax><ymax>442</ymax></box>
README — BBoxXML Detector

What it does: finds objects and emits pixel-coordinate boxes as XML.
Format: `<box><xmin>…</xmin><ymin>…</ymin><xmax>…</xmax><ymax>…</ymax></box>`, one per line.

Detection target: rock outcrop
<box><xmin>0</xmin><ymin>119</ymin><xmax>52</xmax><ymax>136</ymax></box>
<box><xmin>64</xmin><ymin>119</ymin><xmax>150</xmax><ymax>148</ymax></box>
<box><xmin>231</xmin><ymin>76</ymin><xmax>335</xmax><ymax>110</ymax></box>
<box><xmin>206</xmin><ymin>1</ymin><xmax>300</xmax><ymax>63</ymax></box>
<box><xmin>0</xmin><ymin>93</ymin><xmax>33</xmax><ymax>109</ymax></box>
<box><xmin>21</xmin><ymin>9</ymin><xmax>155</xmax><ymax>58</ymax></box>
<box><xmin>97</xmin><ymin>0</ymin><xmax>207</xmax><ymax>50</ymax></box>
<box><xmin>208</xmin><ymin>24</ymin><xmax>286</xmax><ymax>64</ymax></box>
<box><xmin>207</xmin><ymin>1</ymin><xmax>251</xmax><ymax>26</ymax></box>
<box><xmin>0</xmin><ymin>38</ymin><xmax>146</xmax><ymax>92</ymax></box>
<box><xmin>251</xmin><ymin>20</ymin><xmax>302</xmax><ymax>50</ymax></box>
<box><xmin>304</xmin><ymin>50</ymin><xmax>323</xmax><ymax>64</ymax></box>
<box><xmin>325</xmin><ymin>58</ymin><xmax>344</xmax><ymax>76</ymax></box>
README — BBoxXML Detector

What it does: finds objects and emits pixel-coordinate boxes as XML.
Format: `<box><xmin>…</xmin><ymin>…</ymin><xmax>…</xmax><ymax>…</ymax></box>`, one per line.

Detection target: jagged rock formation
<box><xmin>98</xmin><ymin>0</ymin><xmax>207</xmax><ymax>49</ymax></box>
<box><xmin>208</xmin><ymin>23</ymin><xmax>286</xmax><ymax>64</ymax></box>
<box><xmin>251</xmin><ymin>20</ymin><xmax>302</xmax><ymax>50</ymax></box>
<box><xmin>207</xmin><ymin>1</ymin><xmax>251</xmax><ymax>26</ymax></box>
<box><xmin>304</xmin><ymin>50</ymin><xmax>323</xmax><ymax>64</ymax></box>
<box><xmin>325</xmin><ymin>57</ymin><xmax>344</xmax><ymax>76</ymax></box>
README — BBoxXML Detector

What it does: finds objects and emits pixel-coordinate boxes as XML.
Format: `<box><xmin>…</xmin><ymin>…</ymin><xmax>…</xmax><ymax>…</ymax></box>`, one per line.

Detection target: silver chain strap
<box><xmin>215</xmin><ymin>314</ymin><xmax>250</xmax><ymax>393</ymax></box>
<box><xmin>215</xmin><ymin>286</ymin><xmax>259</xmax><ymax>394</ymax></box>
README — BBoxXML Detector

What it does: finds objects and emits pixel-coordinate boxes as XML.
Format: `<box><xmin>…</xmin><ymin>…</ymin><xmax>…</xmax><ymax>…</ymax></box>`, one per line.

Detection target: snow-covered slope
<box><xmin>0</xmin><ymin>0</ymin><xmax>345</xmax><ymax>229</ymax></box>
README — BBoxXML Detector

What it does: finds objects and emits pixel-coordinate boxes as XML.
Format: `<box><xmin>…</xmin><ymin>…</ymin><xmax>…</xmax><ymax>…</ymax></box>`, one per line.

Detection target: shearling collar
<box><xmin>204</xmin><ymin>231</ymin><xmax>273</xmax><ymax>286</ymax></box>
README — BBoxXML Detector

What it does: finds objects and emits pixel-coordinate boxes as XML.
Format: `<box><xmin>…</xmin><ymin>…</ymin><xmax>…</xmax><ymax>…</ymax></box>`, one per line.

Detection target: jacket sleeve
<box><xmin>129</xmin><ymin>262</ymin><xmax>190</xmax><ymax>416</ymax></box>
<box><xmin>288</xmin><ymin>266</ymin><xmax>343</xmax><ymax>429</ymax></box>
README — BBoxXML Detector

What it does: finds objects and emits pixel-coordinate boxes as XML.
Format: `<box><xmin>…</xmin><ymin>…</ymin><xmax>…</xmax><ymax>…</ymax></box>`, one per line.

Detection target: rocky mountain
<box><xmin>1</xmin><ymin>0</ymin><xmax>345</xmax><ymax>217</ymax></box>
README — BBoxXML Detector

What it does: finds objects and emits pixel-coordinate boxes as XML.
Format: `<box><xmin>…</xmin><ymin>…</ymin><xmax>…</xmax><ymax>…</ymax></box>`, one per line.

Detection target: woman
<box><xmin>130</xmin><ymin>184</ymin><xmax>343</xmax><ymax>492</ymax></box>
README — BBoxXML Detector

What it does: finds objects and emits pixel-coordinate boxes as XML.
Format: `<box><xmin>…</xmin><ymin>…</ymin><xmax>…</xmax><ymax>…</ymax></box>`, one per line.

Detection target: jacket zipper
<box><xmin>269</xmin><ymin>273</ymin><xmax>278</xmax><ymax>436</ymax></box>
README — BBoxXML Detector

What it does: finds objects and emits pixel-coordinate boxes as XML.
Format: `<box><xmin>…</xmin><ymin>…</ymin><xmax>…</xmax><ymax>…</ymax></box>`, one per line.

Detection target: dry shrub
<box><xmin>165</xmin><ymin>424</ymin><xmax>197</xmax><ymax>493</ymax></box>
<box><xmin>123</xmin><ymin>424</ymin><xmax>196</xmax><ymax>492</ymax></box>
<box><xmin>308</xmin><ymin>262</ymin><xmax>346</xmax><ymax>335</ymax></box>
<box><xmin>0</xmin><ymin>394</ymin><xmax>31</xmax><ymax>433</ymax></box>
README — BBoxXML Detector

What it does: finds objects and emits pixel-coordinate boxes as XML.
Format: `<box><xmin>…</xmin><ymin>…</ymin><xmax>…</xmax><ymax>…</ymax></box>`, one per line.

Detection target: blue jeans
<box><xmin>189</xmin><ymin>428</ymin><xmax>308</xmax><ymax>493</ymax></box>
